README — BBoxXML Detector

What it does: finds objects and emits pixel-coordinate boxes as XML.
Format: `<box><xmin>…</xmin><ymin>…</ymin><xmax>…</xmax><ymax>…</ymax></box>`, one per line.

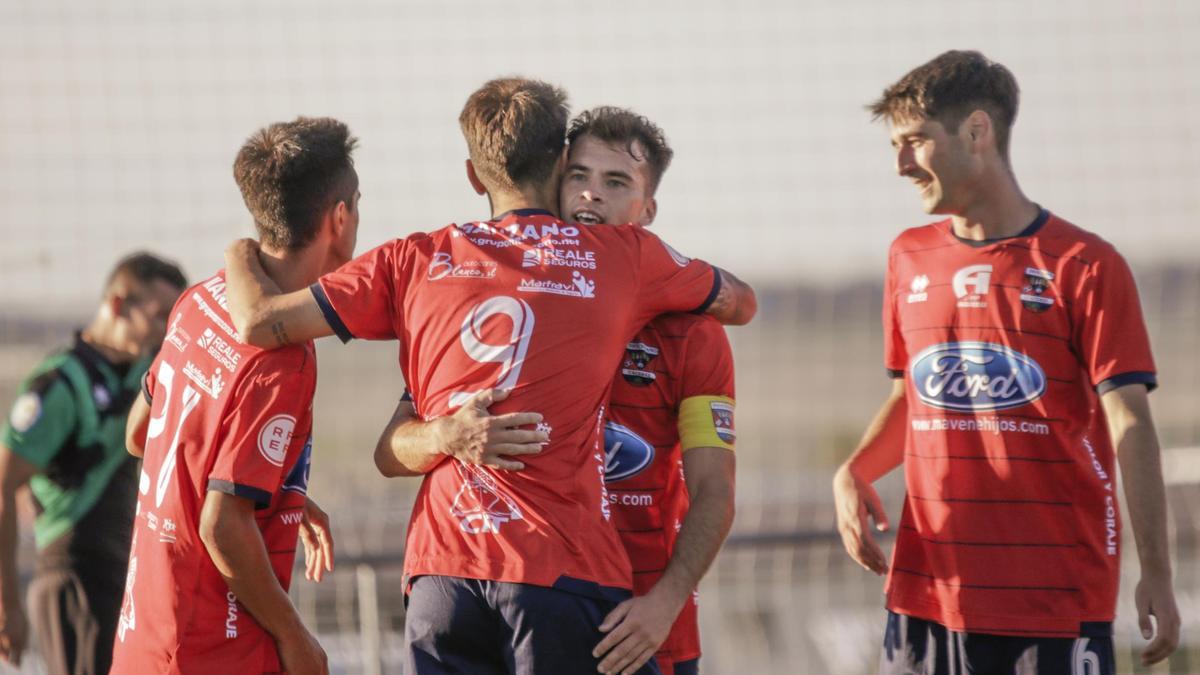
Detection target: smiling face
<box><xmin>559</xmin><ymin>134</ymin><xmax>656</xmax><ymax>227</ymax></box>
<box><xmin>889</xmin><ymin>115</ymin><xmax>979</xmax><ymax>215</ymax></box>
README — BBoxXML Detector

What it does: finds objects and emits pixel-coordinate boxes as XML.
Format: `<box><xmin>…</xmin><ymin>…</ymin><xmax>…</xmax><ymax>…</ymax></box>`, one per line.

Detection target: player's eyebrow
<box><xmin>565</xmin><ymin>162</ymin><xmax>592</xmax><ymax>173</ymax></box>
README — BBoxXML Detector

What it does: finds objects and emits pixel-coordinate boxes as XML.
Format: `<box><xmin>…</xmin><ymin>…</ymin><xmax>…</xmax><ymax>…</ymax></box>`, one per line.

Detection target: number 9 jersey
<box><xmin>314</xmin><ymin>209</ymin><xmax>720</xmax><ymax>599</ymax></box>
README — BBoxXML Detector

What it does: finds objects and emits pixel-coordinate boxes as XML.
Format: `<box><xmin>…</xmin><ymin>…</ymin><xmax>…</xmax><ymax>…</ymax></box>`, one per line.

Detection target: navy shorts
<box><xmin>880</xmin><ymin>611</ymin><xmax>1114</xmax><ymax>675</ymax></box>
<box><xmin>406</xmin><ymin>575</ymin><xmax>661</xmax><ymax>675</ymax></box>
<box><xmin>671</xmin><ymin>657</ymin><xmax>699</xmax><ymax>675</ymax></box>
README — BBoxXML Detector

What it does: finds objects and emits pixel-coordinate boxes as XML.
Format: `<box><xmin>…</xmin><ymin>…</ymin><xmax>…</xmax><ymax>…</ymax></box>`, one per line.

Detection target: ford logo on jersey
<box><xmin>603</xmin><ymin>421</ymin><xmax>654</xmax><ymax>483</ymax></box>
<box><xmin>911</xmin><ymin>342</ymin><xmax>1046</xmax><ymax>412</ymax></box>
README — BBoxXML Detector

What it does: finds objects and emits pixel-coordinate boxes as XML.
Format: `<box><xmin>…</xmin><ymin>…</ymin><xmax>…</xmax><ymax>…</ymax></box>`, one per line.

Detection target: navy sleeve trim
<box><xmin>400</xmin><ymin>389</ymin><xmax>413</xmax><ymax>403</ymax></box>
<box><xmin>691</xmin><ymin>267</ymin><xmax>723</xmax><ymax>315</ymax></box>
<box><xmin>207</xmin><ymin>479</ymin><xmax>273</xmax><ymax>509</ymax></box>
<box><xmin>309</xmin><ymin>283</ymin><xmax>354</xmax><ymax>344</ymax></box>
<box><xmin>887</xmin><ymin>369</ymin><xmax>905</xmax><ymax>379</ymax></box>
<box><xmin>1096</xmin><ymin>371</ymin><xmax>1157</xmax><ymax>395</ymax></box>
<box><xmin>141</xmin><ymin>372</ymin><xmax>153</xmax><ymax>405</ymax></box>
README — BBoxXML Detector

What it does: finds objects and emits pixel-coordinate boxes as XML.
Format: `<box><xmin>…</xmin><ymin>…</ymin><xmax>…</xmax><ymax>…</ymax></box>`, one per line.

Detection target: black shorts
<box><xmin>405</xmin><ymin>575</ymin><xmax>661</xmax><ymax>675</ymax></box>
<box><xmin>27</xmin><ymin>566</ymin><xmax>125</xmax><ymax>675</ymax></box>
<box><xmin>670</xmin><ymin>657</ymin><xmax>699</xmax><ymax>675</ymax></box>
<box><xmin>880</xmin><ymin>611</ymin><xmax>1114</xmax><ymax>675</ymax></box>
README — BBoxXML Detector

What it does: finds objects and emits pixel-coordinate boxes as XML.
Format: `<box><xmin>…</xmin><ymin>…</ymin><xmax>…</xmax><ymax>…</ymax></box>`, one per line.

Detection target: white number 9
<box><xmin>450</xmin><ymin>296</ymin><xmax>535</xmax><ymax>408</ymax></box>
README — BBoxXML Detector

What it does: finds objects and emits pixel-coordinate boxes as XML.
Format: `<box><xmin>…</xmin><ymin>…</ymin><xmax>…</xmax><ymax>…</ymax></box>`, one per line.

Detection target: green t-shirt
<box><xmin>2</xmin><ymin>335</ymin><xmax>149</xmax><ymax>565</ymax></box>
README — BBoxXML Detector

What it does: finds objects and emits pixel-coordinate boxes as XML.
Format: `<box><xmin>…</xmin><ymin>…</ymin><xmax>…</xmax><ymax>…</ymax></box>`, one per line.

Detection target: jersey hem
<box><xmin>885</xmin><ymin>593</ymin><xmax>1115</xmax><ymax>638</ymax></box>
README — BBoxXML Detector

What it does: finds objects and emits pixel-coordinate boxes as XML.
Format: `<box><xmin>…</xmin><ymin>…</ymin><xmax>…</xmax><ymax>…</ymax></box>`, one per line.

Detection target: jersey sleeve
<box><xmin>1</xmin><ymin>371</ymin><xmax>76</xmax><ymax>470</ymax></box>
<box><xmin>207</xmin><ymin>356</ymin><xmax>315</xmax><ymax>507</ymax></box>
<box><xmin>1072</xmin><ymin>249</ymin><xmax>1157</xmax><ymax>394</ymax></box>
<box><xmin>677</xmin><ymin>319</ymin><xmax>736</xmax><ymax>452</ymax></box>
<box><xmin>312</xmin><ymin>239</ymin><xmax>408</xmax><ymax>343</ymax></box>
<box><xmin>882</xmin><ymin>250</ymin><xmax>907</xmax><ymax>378</ymax></box>
<box><xmin>632</xmin><ymin>228</ymin><xmax>720</xmax><ymax>322</ymax></box>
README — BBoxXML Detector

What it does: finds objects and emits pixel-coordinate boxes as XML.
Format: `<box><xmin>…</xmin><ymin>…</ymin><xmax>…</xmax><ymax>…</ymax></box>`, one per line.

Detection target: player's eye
<box><xmin>606</xmin><ymin>179</ymin><xmax>627</xmax><ymax>189</ymax></box>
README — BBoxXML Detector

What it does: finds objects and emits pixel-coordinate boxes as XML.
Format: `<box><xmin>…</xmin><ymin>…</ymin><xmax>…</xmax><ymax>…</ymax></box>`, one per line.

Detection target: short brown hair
<box><xmin>869</xmin><ymin>50</ymin><xmax>1020</xmax><ymax>156</ymax></box>
<box><xmin>105</xmin><ymin>251</ymin><xmax>187</xmax><ymax>296</ymax></box>
<box><xmin>233</xmin><ymin>117</ymin><xmax>358</xmax><ymax>250</ymax></box>
<box><xmin>459</xmin><ymin>78</ymin><xmax>569</xmax><ymax>193</ymax></box>
<box><xmin>567</xmin><ymin>107</ymin><xmax>674</xmax><ymax>194</ymax></box>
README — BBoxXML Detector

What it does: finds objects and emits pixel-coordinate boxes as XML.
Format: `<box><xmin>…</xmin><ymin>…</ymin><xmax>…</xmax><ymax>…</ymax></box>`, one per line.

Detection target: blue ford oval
<box><xmin>911</xmin><ymin>342</ymin><xmax>1046</xmax><ymax>412</ymax></box>
<box><xmin>603</xmin><ymin>422</ymin><xmax>655</xmax><ymax>483</ymax></box>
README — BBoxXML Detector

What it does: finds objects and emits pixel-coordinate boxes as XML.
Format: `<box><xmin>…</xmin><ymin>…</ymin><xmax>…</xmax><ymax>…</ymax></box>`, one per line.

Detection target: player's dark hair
<box><xmin>105</xmin><ymin>251</ymin><xmax>187</xmax><ymax>296</ymax></box>
<box><xmin>869</xmin><ymin>50</ymin><xmax>1020</xmax><ymax>157</ymax></box>
<box><xmin>233</xmin><ymin>117</ymin><xmax>358</xmax><ymax>250</ymax></box>
<box><xmin>459</xmin><ymin>78</ymin><xmax>569</xmax><ymax>193</ymax></box>
<box><xmin>567</xmin><ymin>107</ymin><xmax>674</xmax><ymax>194</ymax></box>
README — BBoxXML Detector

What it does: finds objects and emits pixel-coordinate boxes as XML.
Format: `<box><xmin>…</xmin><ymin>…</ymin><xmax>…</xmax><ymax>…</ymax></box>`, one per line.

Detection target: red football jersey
<box><xmin>314</xmin><ymin>210</ymin><xmax>719</xmax><ymax>597</ymax></box>
<box><xmin>883</xmin><ymin>211</ymin><xmax>1156</xmax><ymax>637</ymax></box>
<box><xmin>112</xmin><ymin>273</ymin><xmax>316</xmax><ymax>673</ymax></box>
<box><xmin>605</xmin><ymin>313</ymin><xmax>735</xmax><ymax>668</ymax></box>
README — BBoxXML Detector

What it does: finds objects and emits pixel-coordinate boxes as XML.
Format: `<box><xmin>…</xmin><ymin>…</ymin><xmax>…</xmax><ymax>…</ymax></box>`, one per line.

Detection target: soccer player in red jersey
<box><xmin>111</xmin><ymin>117</ymin><xmax>357</xmax><ymax>675</ymax></box>
<box><xmin>374</xmin><ymin>107</ymin><xmax>738</xmax><ymax>675</ymax></box>
<box><xmin>832</xmin><ymin>51</ymin><xmax>1180</xmax><ymax>673</ymax></box>
<box><xmin>221</xmin><ymin>78</ymin><xmax>756</xmax><ymax>674</ymax></box>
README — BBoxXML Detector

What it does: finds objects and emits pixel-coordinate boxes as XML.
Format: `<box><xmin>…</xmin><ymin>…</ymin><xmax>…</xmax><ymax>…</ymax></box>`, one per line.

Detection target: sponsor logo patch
<box><xmin>907</xmin><ymin>274</ymin><xmax>929</xmax><ymax>303</ymax></box>
<box><xmin>427</xmin><ymin>252</ymin><xmax>499</xmax><ymax>281</ymax></box>
<box><xmin>182</xmin><ymin>361</ymin><xmax>225</xmax><ymax>399</ymax></box>
<box><xmin>165</xmin><ymin>313</ymin><xmax>190</xmax><ymax>352</ymax></box>
<box><xmin>257</xmin><ymin>414</ymin><xmax>296</xmax><ymax>467</ymax></box>
<box><xmin>710</xmin><ymin>401</ymin><xmax>736</xmax><ymax>443</ymax></box>
<box><xmin>449</xmin><ymin>462</ymin><xmax>523</xmax><ymax>534</ymax></box>
<box><xmin>517</xmin><ymin>271</ymin><xmax>595</xmax><ymax>299</ymax></box>
<box><xmin>603</xmin><ymin>421</ymin><xmax>655</xmax><ymax>482</ymax></box>
<box><xmin>911</xmin><ymin>341</ymin><xmax>1046</xmax><ymax>412</ymax></box>
<box><xmin>521</xmin><ymin>247</ymin><xmax>597</xmax><ymax>270</ymax></box>
<box><xmin>952</xmin><ymin>264</ymin><xmax>992</xmax><ymax>308</ymax></box>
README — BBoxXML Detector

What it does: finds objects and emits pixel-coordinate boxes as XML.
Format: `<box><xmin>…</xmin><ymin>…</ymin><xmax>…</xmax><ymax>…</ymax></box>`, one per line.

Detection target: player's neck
<box><xmin>949</xmin><ymin>169</ymin><xmax>1039</xmax><ymax>241</ymax></box>
<box><xmin>80</xmin><ymin>316</ymin><xmax>139</xmax><ymax>364</ymax></box>
<box><xmin>488</xmin><ymin>183</ymin><xmax>559</xmax><ymax>219</ymax></box>
<box><xmin>256</xmin><ymin>245</ymin><xmax>323</xmax><ymax>294</ymax></box>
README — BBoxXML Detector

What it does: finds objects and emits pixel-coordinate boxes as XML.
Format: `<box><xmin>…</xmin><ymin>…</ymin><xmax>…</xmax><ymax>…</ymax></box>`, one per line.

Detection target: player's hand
<box><xmin>299</xmin><ymin>498</ymin><xmax>335</xmax><ymax>583</ymax></box>
<box><xmin>593</xmin><ymin>588</ymin><xmax>685</xmax><ymax>675</ymax></box>
<box><xmin>833</xmin><ymin>464</ymin><xmax>889</xmax><ymax>575</ymax></box>
<box><xmin>277</xmin><ymin>628</ymin><xmax>328</xmax><ymax>675</ymax></box>
<box><xmin>439</xmin><ymin>389</ymin><xmax>547</xmax><ymax>471</ymax></box>
<box><xmin>0</xmin><ymin>603</ymin><xmax>29</xmax><ymax>667</ymax></box>
<box><xmin>224</xmin><ymin>237</ymin><xmax>261</xmax><ymax>260</ymax></box>
<box><xmin>1135</xmin><ymin>571</ymin><xmax>1180</xmax><ymax>665</ymax></box>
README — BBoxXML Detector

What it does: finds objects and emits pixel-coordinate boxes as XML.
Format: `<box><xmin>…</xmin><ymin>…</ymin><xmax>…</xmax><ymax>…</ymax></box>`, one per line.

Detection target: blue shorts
<box><xmin>879</xmin><ymin>610</ymin><xmax>1114</xmax><ymax>675</ymax></box>
<box><xmin>406</xmin><ymin>575</ymin><xmax>661</xmax><ymax>675</ymax></box>
<box><xmin>671</xmin><ymin>657</ymin><xmax>699</xmax><ymax>675</ymax></box>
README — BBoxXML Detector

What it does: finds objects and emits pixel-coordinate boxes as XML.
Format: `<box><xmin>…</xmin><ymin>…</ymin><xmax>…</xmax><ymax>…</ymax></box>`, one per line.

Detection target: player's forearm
<box><xmin>706</xmin><ymin>268</ymin><xmax>757</xmax><ymax>326</ymax></box>
<box><xmin>374</xmin><ymin>402</ymin><xmax>447</xmax><ymax>477</ymax></box>
<box><xmin>0</xmin><ymin>493</ymin><xmax>20</xmax><ymax>609</ymax></box>
<box><xmin>1113</xmin><ymin>413</ymin><xmax>1173</xmax><ymax>577</ymax></box>
<box><xmin>199</xmin><ymin>497</ymin><xmax>306</xmax><ymax>639</ymax></box>
<box><xmin>224</xmin><ymin>240</ymin><xmax>284</xmax><ymax>347</ymax></box>
<box><xmin>838</xmin><ymin>382</ymin><xmax>907</xmax><ymax>483</ymax></box>
<box><xmin>653</xmin><ymin>453</ymin><xmax>736</xmax><ymax>606</ymax></box>
<box><xmin>125</xmin><ymin>397</ymin><xmax>150</xmax><ymax>458</ymax></box>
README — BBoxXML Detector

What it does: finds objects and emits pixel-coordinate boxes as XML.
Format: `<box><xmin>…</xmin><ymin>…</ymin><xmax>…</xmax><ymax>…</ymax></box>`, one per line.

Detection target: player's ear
<box><xmin>965</xmin><ymin>110</ymin><xmax>991</xmax><ymax>153</ymax></box>
<box><xmin>465</xmin><ymin>160</ymin><xmax>487</xmax><ymax>196</ymax></box>
<box><xmin>642</xmin><ymin>197</ymin><xmax>657</xmax><ymax>227</ymax></box>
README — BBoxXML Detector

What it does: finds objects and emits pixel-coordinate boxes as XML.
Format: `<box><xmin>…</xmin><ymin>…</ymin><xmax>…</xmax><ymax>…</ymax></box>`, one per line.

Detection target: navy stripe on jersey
<box><xmin>1096</xmin><ymin>371</ymin><xmax>1156</xmax><ymax>394</ymax></box>
<box><xmin>691</xmin><ymin>269</ymin><xmax>722</xmax><ymax>315</ymax></box>
<box><xmin>207</xmin><ymin>478</ymin><xmax>272</xmax><ymax>508</ymax></box>
<box><xmin>892</xmin><ymin>568</ymin><xmax>1080</xmax><ymax>593</ymax></box>
<box><xmin>310</xmin><ymin>283</ymin><xmax>354</xmax><ymax>343</ymax></box>
<box><xmin>900</xmin><ymin>525</ymin><xmax>1077</xmax><ymax>549</ymax></box>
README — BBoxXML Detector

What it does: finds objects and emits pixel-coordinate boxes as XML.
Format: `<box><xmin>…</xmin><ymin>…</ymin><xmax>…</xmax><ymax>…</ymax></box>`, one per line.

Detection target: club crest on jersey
<box><xmin>603</xmin><ymin>421</ymin><xmax>655</xmax><ymax>482</ymax></box>
<box><xmin>1020</xmin><ymin>267</ymin><xmax>1056</xmax><ymax>313</ymax></box>
<box><xmin>281</xmin><ymin>435</ymin><xmax>312</xmax><ymax>495</ymax></box>
<box><xmin>911</xmin><ymin>342</ymin><xmax>1046</xmax><ymax>412</ymax></box>
<box><xmin>622</xmin><ymin>341</ymin><xmax>659</xmax><ymax>386</ymax></box>
<box><xmin>450</xmin><ymin>462</ymin><xmax>523</xmax><ymax>534</ymax></box>
<box><xmin>710</xmin><ymin>401</ymin><xmax>736</xmax><ymax>443</ymax></box>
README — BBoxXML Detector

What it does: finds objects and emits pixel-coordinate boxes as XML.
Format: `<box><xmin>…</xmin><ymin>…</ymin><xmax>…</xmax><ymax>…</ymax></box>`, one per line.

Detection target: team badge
<box><xmin>621</xmin><ymin>341</ymin><xmax>660</xmax><ymax>386</ymax></box>
<box><xmin>710</xmin><ymin>401</ymin><xmax>736</xmax><ymax>443</ymax></box>
<box><xmin>92</xmin><ymin>384</ymin><xmax>112</xmax><ymax>411</ymax></box>
<box><xmin>257</xmin><ymin>414</ymin><xmax>296</xmax><ymax>467</ymax></box>
<box><xmin>1020</xmin><ymin>267</ymin><xmax>1055</xmax><ymax>313</ymax></box>
<box><xmin>8</xmin><ymin>392</ymin><xmax>42</xmax><ymax>433</ymax></box>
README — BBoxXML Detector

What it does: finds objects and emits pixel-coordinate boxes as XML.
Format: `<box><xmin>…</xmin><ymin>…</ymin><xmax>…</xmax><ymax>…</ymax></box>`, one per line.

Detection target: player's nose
<box><xmin>895</xmin><ymin>146</ymin><xmax>916</xmax><ymax>177</ymax></box>
<box><xmin>581</xmin><ymin>189</ymin><xmax>600</xmax><ymax>202</ymax></box>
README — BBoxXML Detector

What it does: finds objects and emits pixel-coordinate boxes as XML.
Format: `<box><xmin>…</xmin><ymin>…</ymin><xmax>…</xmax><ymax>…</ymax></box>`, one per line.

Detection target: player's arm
<box><xmin>705</xmin><ymin>267</ymin><xmax>757</xmax><ymax>326</ymax></box>
<box><xmin>832</xmin><ymin>377</ymin><xmax>907</xmax><ymax>575</ymax></box>
<box><xmin>596</xmin><ymin>444</ymin><xmax>736</xmax><ymax>675</ymax></box>
<box><xmin>125</xmin><ymin>394</ymin><xmax>151</xmax><ymax>458</ymax></box>
<box><xmin>1101</xmin><ymin>384</ymin><xmax>1179</xmax><ymax>666</ymax></box>
<box><xmin>374</xmin><ymin>390</ymin><xmax>547</xmax><ymax>477</ymax></box>
<box><xmin>224</xmin><ymin>239</ymin><xmax>332</xmax><ymax>348</ymax></box>
<box><xmin>199</xmin><ymin>492</ymin><xmax>327</xmax><ymax>675</ymax></box>
<box><xmin>0</xmin><ymin>445</ymin><xmax>34</xmax><ymax>666</ymax></box>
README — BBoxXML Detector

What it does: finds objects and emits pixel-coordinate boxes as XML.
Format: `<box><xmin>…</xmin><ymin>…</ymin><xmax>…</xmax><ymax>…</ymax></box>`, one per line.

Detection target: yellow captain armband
<box><xmin>678</xmin><ymin>395</ymin><xmax>736</xmax><ymax>452</ymax></box>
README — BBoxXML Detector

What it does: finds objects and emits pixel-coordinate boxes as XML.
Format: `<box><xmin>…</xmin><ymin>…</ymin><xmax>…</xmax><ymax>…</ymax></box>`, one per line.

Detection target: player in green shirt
<box><xmin>0</xmin><ymin>252</ymin><xmax>186</xmax><ymax>675</ymax></box>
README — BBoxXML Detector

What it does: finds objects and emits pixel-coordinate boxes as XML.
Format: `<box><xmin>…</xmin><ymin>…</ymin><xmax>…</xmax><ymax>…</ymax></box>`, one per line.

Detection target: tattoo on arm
<box><xmin>271</xmin><ymin>321</ymin><xmax>291</xmax><ymax>348</ymax></box>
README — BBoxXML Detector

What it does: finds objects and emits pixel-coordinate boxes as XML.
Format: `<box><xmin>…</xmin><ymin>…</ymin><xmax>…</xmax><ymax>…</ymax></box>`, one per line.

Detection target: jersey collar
<box><xmin>948</xmin><ymin>206</ymin><xmax>1050</xmax><ymax>248</ymax></box>
<box><xmin>490</xmin><ymin>208</ymin><xmax>557</xmax><ymax>222</ymax></box>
